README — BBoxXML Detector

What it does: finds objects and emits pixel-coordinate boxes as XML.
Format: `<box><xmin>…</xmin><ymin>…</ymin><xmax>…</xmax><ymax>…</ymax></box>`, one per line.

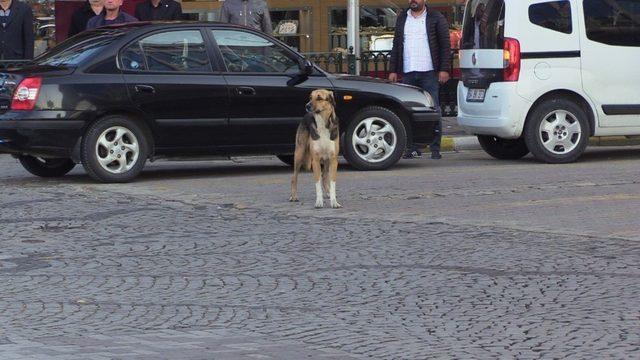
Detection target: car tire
<box><xmin>276</xmin><ymin>155</ymin><xmax>295</xmax><ymax>167</ymax></box>
<box><xmin>524</xmin><ymin>98</ymin><xmax>590</xmax><ymax>164</ymax></box>
<box><xmin>343</xmin><ymin>106</ymin><xmax>407</xmax><ymax>171</ymax></box>
<box><xmin>18</xmin><ymin>156</ymin><xmax>76</xmax><ymax>178</ymax></box>
<box><xmin>81</xmin><ymin>115</ymin><xmax>150</xmax><ymax>183</ymax></box>
<box><xmin>477</xmin><ymin>135</ymin><xmax>529</xmax><ymax>160</ymax></box>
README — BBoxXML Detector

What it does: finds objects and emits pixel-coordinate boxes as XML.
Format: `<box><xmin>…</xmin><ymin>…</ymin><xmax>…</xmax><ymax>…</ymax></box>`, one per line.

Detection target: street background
<box><xmin>1</xmin><ymin>137</ymin><xmax>639</xmax><ymax>358</ymax></box>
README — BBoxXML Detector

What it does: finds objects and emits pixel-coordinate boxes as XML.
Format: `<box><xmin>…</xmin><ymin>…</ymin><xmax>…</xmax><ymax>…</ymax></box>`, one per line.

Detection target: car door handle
<box><xmin>135</xmin><ymin>85</ymin><xmax>156</xmax><ymax>94</ymax></box>
<box><xmin>235</xmin><ymin>87</ymin><xmax>256</xmax><ymax>96</ymax></box>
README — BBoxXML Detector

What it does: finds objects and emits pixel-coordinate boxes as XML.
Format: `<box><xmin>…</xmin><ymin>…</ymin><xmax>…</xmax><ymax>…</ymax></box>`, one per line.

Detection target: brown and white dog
<box><xmin>289</xmin><ymin>89</ymin><xmax>342</xmax><ymax>208</ymax></box>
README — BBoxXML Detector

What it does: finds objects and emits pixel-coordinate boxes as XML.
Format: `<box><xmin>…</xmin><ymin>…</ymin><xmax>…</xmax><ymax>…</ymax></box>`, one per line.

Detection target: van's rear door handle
<box><xmin>235</xmin><ymin>87</ymin><xmax>256</xmax><ymax>96</ymax></box>
<box><xmin>135</xmin><ymin>85</ymin><xmax>156</xmax><ymax>93</ymax></box>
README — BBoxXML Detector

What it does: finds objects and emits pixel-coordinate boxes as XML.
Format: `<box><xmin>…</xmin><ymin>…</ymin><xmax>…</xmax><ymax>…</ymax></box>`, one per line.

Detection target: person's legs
<box><xmin>420</xmin><ymin>72</ymin><xmax>442</xmax><ymax>156</ymax></box>
<box><xmin>401</xmin><ymin>72</ymin><xmax>423</xmax><ymax>157</ymax></box>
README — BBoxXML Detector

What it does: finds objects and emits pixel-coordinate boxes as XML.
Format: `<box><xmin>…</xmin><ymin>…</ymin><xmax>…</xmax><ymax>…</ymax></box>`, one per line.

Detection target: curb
<box><xmin>433</xmin><ymin>135</ymin><xmax>640</xmax><ymax>153</ymax></box>
<box><xmin>434</xmin><ymin>136</ymin><xmax>481</xmax><ymax>152</ymax></box>
<box><xmin>589</xmin><ymin>136</ymin><xmax>640</xmax><ymax>147</ymax></box>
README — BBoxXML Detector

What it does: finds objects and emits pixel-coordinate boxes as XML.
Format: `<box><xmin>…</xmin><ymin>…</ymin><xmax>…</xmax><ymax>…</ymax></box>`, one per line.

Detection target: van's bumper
<box><xmin>457</xmin><ymin>82</ymin><xmax>532</xmax><ymax>139</ymax></box>
<box><xmin>0</xmin><ymin>111</ymin><xmax>85</xmax><ymax>157</ymax></box>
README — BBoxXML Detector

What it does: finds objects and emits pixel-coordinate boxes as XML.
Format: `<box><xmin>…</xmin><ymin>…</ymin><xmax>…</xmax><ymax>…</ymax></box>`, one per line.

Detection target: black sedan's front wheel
<box><xmin>81</xmin><ymin>115</ymin><xmax>150</xmax><ymax>183</ymax></box>
<box><xmin>18</xmin><ymin>156</ymin><xmax>76</xmax><ymax>178</ymax></box>
<box><xmin>343</xmin><ymin>106</ymin><xmax>407</xmax><ymax>170</ymax></box>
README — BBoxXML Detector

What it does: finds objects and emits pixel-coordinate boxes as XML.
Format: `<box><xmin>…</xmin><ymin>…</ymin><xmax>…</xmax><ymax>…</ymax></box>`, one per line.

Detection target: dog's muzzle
<box><xmin>305</xmin><ymin>101</ymin><xmax>313</xmax><ymax>113</ymax></box>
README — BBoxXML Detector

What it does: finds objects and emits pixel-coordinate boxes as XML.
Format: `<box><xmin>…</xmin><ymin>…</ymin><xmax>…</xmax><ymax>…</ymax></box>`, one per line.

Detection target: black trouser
<box><xmin>402</xmin><ymin>71</ymin><xmax>441</xmax><ymax>152</ymax></box>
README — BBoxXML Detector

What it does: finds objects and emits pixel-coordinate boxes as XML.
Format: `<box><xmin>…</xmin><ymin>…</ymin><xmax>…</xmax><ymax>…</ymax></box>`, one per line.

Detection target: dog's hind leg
<box><xmin>312</xmin><ymin>156</ymin><xmax>324</xmax><ymax>208</ymax></box>
<box><xmin>329</xmin><ymin>156</ymin><xmax>342</xmax><ymax>208</ymax></box>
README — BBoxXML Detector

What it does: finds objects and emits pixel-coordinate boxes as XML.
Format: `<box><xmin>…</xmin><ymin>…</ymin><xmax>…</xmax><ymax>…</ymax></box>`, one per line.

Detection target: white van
<box><xmin>457</xmin><ymin>0</ymin><xmax>640</xmax><ymax>163</ymax></box>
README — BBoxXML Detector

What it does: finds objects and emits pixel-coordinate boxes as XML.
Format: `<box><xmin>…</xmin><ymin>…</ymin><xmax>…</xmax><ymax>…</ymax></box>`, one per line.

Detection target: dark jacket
<box><xmin>389</xmin><ymin>8</ymin><xmax>451</xmax><ymax>74</ymax></box>
<box><xmin>68</xmin><ymin>1</ymin><xmax>102</xmax><ymax>38</ymax></box>
<box><xmin>0</xmin><ymin>0</ymin><xmax>34</xmax><ymax>60</ymax></box>
<box><xmin>220</xmin><ymin>0</ymin><xmax>272</xmax><ymax>33</ymax></box>
<box><xmin>135</xmin><ymin>0</ymin><xmax>182</xmax><ymax>21</ymax></box>
<box><xmin>86</xmin><ymin>11</ymin><xmax>138</xmax><ymax>30</ymax></box>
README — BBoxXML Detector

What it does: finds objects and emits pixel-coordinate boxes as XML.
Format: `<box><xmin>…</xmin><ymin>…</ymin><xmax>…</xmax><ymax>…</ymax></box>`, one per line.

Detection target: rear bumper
<box><xmin>409</xmin><ymin>107</ymin><xmax>440</xmax><ymax>145</ymax></box>
<box><xmin>0</xmin><ymin>112</ymin><xmax>85</xmax><ymax>157</ymax></box>
<box><xmin>457</xmin><ymin>82</ymin><xmax>532</xmax><ymax>139</ymax></box>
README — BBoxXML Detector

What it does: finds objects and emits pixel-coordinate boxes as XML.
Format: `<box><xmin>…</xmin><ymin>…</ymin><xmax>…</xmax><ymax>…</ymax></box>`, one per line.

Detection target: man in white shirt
<box><xmin>389</xmin><ymin>0</ymin><xmax>451</xmax><ymax>159</ymax></box>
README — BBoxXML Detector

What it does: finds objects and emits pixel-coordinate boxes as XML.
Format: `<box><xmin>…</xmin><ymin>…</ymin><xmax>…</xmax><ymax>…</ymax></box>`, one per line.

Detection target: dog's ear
<box><xmin>328</xmin><ymin>92</ymin><xmax>336</xmax><ymax>107</ymax></box>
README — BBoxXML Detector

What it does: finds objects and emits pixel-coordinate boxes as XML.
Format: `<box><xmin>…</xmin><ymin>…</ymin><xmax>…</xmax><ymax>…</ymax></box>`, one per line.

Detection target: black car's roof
<box><xmin>92</xmin><ymin>21</ymin><xmax>255</xmax><ymax>33</ymax></box>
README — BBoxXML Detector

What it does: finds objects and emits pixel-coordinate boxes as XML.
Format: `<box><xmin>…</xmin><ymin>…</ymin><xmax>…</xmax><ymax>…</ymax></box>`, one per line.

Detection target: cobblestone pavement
<box><xmin>0</xmin><ymin>150</ymin><xmax>639</xmax><ymax>359</ymax></box>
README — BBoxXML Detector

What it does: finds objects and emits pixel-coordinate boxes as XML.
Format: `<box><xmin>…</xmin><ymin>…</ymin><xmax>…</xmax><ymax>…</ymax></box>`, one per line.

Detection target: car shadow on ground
<box><xmin>3</xmin><ymin>147</ymin><xmax>640</xmax><ymax>185</ymax></box>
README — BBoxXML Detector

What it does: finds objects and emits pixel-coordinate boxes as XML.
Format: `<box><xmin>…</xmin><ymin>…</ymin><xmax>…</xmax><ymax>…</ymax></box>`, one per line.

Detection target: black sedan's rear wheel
<box><xmin>343</xmin><ymin>106</ymin><xmax>407</xmax><ymax>170</ymax></box>
<box><xmin>81</xmin><ymin>115</ymin><xmax>150</xmax><ymax>183</ymax></box>
<box><xmin>18</xmin><ymin>156</ymin><xmax>76</xmax><ymax>178</ymax></box>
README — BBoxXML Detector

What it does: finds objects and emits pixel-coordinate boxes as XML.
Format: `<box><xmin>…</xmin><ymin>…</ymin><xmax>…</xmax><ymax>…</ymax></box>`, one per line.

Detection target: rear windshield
<box><xmin>33</xmin><ymin>29</ymin><xmax>125</xmax><ymax>67</ymax></box>
<box><xmin>461</xmin><ymin>0</ymin><xmax>505</xmax><ymax>50</ymax></box>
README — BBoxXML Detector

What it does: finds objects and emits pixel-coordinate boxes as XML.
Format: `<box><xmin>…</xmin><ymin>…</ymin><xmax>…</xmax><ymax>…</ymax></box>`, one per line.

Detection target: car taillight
<box><xmin>11</xmin><ymin>77</ymin><xmax>42</xmax><ymax>110</ymax></box>
<box><xmin>503</xmin><ymin>38</ymin><xmax>521</xmax><ymax>82</ymax></box>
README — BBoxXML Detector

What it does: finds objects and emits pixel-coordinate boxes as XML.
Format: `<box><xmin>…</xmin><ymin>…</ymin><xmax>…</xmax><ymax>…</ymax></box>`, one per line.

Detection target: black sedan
<box><xmin>0</xmin><ymin>22</ymin><xmax>439</xmax><ymax>182</ymax></box>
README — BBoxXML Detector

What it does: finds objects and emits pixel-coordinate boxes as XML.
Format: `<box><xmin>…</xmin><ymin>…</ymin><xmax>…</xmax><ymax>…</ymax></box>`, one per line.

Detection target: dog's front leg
<box><xmin>312</xmin><ymin>157</ymin><xmax>324</xmax><ymax>208</ymax></box>
<box><xmin>329</xmin><ymin>156</ymin><xmax>342</xmax><ymax>208</ymax></box>
<box><xmin>321</xmin><ymin>162</ymin><xmax>331</xmax><ymax>199</ymax></box>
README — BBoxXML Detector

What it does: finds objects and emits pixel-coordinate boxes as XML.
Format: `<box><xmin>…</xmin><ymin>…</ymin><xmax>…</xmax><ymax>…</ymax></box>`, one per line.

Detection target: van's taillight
<box><xmin>11</xmin><ymin>77</ymin><xmax>42</xmax><ymax>110</ymax></box>
<box><xmin>503</xmin><ymin>38</ymin><xmax>521</xmax><ymax>82</ymax></box>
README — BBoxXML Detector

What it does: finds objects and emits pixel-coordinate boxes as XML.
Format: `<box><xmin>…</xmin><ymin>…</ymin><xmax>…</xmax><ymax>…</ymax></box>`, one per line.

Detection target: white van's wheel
<box><xmin>524</xmin><ymin>98</ymin><xmax>590</xmax><ymax>164</ymax></box>
<box><xmin>477</xmin><ymin>135</ymin><xmax>529</xmax><ymax>160</ymax></box>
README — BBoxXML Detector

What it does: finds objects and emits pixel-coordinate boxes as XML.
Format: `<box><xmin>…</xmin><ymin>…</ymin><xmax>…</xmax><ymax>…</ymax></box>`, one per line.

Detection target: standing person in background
<box><xmin>388</xmin><ymin>0</ymin><xmax>451</xmax><ymax>160</ymax></box>
<box><xmin>68</xmin><ymin>0</ymin><xmax>105</xmax><ymax>38</ymax></box>
<box><xmin>86</xmin><ymin>0</ymin><xmax>137</xmax><ymax>30</ymax></box>
<box><xmin>135</xmin><ymin>0</ymin><xmax>183</xmax><ymax>21</ymax></box>
<box><xmin>0</xmin><ymin>0</ymin><xmax>34</xmax><ymax>60</ymax></box>
<box><xmin>220</xmin><ymin>0</ymin><xmax>272</xmax><ymax>33</ymax></box>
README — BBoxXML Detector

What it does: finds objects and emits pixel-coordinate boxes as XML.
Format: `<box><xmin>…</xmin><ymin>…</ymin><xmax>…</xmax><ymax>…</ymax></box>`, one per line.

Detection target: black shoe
<box><xmin>431</xmin><ymin>150</ymin><xmax>442</xmax><ymax>160</ymax></box>
<box><xmin>403</xmin><ymin>150</ymin><xmax>422</xmax><ymax>159</ymax></box>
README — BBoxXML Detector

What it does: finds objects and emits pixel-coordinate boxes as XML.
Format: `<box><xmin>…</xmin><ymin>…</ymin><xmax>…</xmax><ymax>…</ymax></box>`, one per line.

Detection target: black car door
<box><xmin>121</xmin><ymin>28</ymin><xmax>228</xmax><ymax>152</ymax></box>
<box><xmin>209</xmin><ymin>28</ymin><xmax>334</xmax><ymax>152</ymax></box>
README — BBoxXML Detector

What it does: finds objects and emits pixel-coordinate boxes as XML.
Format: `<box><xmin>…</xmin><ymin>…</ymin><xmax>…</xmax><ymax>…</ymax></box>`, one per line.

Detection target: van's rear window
<box><xmin>461</xmin><ymin>0</ymin><xmax>505</xmax><ymax>50</ymax></box>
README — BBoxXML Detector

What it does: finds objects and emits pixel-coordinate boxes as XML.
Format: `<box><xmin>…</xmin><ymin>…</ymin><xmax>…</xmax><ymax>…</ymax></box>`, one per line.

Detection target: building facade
<box><xmin>53</xmin><ymin>0</ymin><xmax>465</xmax><ymax>52</ymax></box>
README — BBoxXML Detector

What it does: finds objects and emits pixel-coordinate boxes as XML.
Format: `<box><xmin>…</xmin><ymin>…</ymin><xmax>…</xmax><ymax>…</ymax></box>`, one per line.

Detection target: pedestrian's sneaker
<box><xmin>403</xmin><ymin>150</ymin><xmax>422</xmax><ymax>159</ymax></box>
<box><xmin>431</xmin><ymin>150</ymin><xmax>442</xmax><ymax>160</ymax></box>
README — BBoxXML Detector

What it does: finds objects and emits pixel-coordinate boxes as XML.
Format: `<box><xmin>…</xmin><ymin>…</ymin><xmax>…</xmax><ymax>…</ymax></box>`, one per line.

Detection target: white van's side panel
<box><xmin>577</xmin><ymin>1</ymin><xmax>640</xmax><ymax>129</ymax></box>
<box><xmin>510</xmin><ymin>0</ymin><xmax>585</xmax><ymax>126</ymax></box>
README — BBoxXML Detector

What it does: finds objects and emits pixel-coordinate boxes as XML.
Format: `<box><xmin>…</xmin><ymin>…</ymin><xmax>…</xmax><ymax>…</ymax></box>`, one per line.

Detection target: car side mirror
<box><xmin>300</xmin><ymin>59</ymin><xmax>314</xmax><ymax>76</ymax></box>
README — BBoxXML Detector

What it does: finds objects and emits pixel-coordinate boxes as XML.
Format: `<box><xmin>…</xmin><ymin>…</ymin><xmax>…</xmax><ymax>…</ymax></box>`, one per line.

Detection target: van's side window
<box><xmin>529</xmin><ymin>1</ymin><xmax>572</xmax><ymax>34</ymax></box>
<box><xmin>583</xmin><ymin>0</ymin><xmax>640</xmax><ymax>47</ymax></box>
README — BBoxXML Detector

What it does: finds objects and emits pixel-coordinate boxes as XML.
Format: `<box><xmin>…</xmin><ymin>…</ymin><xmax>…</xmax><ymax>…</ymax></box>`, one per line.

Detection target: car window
<box><xmin>121</xmin><ymin>30</ymin><xmax>212</xmax><ymax>72</ymax></box>
<box><xmin>460</xmin><ymin>0</ymin><xmax>505</xmax><ymax>50</ymax></box>
<box><xmin>583</xmin><ymin>0</ymin><xmax>640</xmax><ymax>47</ymax></box>
<box><xmin>529</xmin><ymin>1</ymin><xmax>572</xmax><ymax>34</ymax></box>
<box><xmin>211</xmin><ymin>29</ymin><xmax>300</xmax><ymax>74</ymax></box>
<box><xmin>34</xmin><ymin>30</ymin><xmax>124</xmax><ymax>67</ymax></box>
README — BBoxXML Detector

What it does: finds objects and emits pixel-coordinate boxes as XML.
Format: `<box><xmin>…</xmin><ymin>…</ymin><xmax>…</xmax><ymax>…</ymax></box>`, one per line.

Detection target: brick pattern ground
<box><xmin>1</xmin><ymin>180</ymin><xmax>639</xmax><ymax>359</ymax></box>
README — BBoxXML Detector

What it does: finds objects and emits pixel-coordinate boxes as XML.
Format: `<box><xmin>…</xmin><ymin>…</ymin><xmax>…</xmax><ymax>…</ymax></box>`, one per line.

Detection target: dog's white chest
<box><xmin>311</xmin><ymin>114</ymin><xmax>336</xmax><ymax>159</ymax></box>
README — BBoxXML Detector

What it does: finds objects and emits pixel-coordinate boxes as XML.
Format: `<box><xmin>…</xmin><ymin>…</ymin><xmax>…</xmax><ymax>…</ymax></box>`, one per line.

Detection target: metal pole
<box><xmin>347</xmin><ymin>0</ymin><xmax>360</xmax><ymax>75</ymax></box>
